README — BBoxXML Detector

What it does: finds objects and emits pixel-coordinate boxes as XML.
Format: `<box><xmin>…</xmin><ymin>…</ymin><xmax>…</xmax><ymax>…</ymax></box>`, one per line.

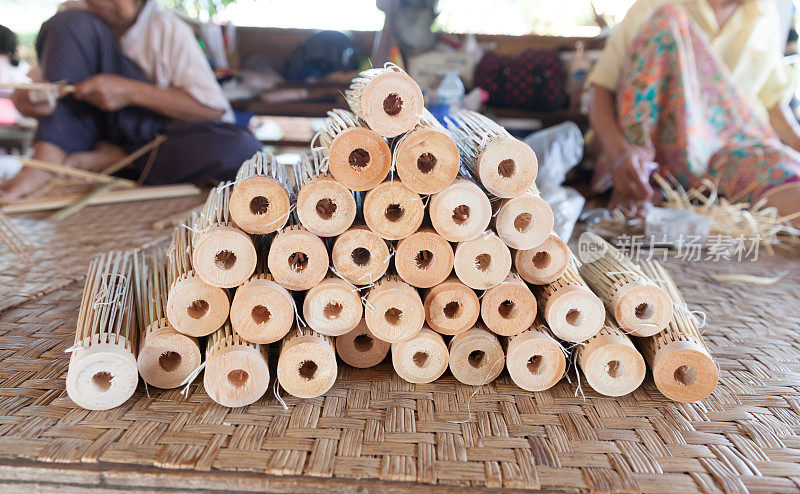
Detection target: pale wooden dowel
<box><xmin>230</xmin><ymin>272</ymin><xmax>294</xmax><ymax>344</ymax></box>
<box><xmin>493</xmin><ymin>184</ymin><xmax>554</xmax><ymax>250</ymax></box>
<box><xmin>277</xmin><ymin>327</ymin><xmax>337</xmax><ymax>399</ymax></box>
<box><xmin>363</xmin><ymin>180</ymin><xmax>424</xmax><ymax>240</ymax></box>
<box><xmin>295</xmin><ymin>148</ymin><xmax>356</xmax><ymax>237</ymax></box>
<box><xmin>335</xmin><ymin>319</ymin><xmax>390</xmax><ymax>369</ymax></box>
<box><xmin>577</xmin><ymin>314</ymin><xmax>646</xmax><ymax>397</ymax></box>
<box><xmin>395</xmin><ymin>227</ymin><xmax>454</xmax><ymax>289</ymax></box>
<box><xmin>229</xmin><ymin>151</ymin><xmax>292</xmax><ymax>234</ymax></box>
<box><xmin>453</xmin><ymin>231</ymin><xmax>512</xmax><ymax>290</ymax></box>
<box><xmin>514</xmin><ymin>233</ymin><xmax>570</xmax><ymax>285</ymax></box>
<box><xmin>303</xmin><ymin>276</ymin><xmax>363</xmax><ymax>337</ymax></box>
<box><xmin>502</xmin><ymin>320</ymin><xmax>566</xmax><ymax>392</ymax></box>
<box><xmin>480</xmin><ymin>271</ymin><xmax>537</xmax><ymax>337</ymax></box>
<box><xmin>534</xmin><ymin>259</ymin><xmax>604</xmax><ymax>343</ymax></box>
<box><xmin>331</xmin><ymin>225</ymin><xmax>390</xmax><ymax>286</ymax></box>
<box><xmin>423</xmin><ymin>276</ymin><xmax>480</xmax><ymax>336</ymax></box>
<box><xmin>364</xmin><ymin>275</ymin><xmax>425</xmax><ymax>343</ymax></box>
<box><xmin>204</xmin><ymin>323</ymin><xmax>270</xmax><ymax>407</ymax></box>
<box><xmin>267</xmin><ymin>222</ymin><xmax>328</xmax><ymax>291</ymax></box>
<box><xmin>429</xmin><ymin>179</ymin><xmax>492</xmax><ymax>242</ymax></box>
<box><xmin>448</xmin><ymin>325</ymin><xmax>505</xmax><ymax>386</ymax></box>
<box><xmin>391</xmin><ymin>327</ymin><xmax>449</xmax><ymax>384</ymax></box>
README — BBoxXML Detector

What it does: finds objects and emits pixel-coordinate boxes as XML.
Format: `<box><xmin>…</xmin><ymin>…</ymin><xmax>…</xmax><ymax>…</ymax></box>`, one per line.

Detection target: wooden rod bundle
<box><xmin>267</xmin><ymin>222</ymin><xmax>328</xmax><ymax>291</ymax></box>
<box><xmin>303</xmin><ymin>275</ymin><xmax>363</xmax><ymax>336</ymax></box>
<box><xmin>318</xmin><ymin>109</ymin><xmax>391</xmax><ymax>191</ymax></box>
<box><xmin>391</xmin><ymin>108</ymin><xmax>460</xmax><ymax>194</ymax></box>
<box><xmin>229</xmin><ymin>151</ymin><xmax>291</xmax><ymax>234</ymax></box>
<box><xmin>493</xmin><ymin>185</ymin><xmax>554</xmax><ymax>250</ymax></box>
<box><xmin>514</xmin><ymin>233</ymin><xmax>570</xmax><ymax>285</ymax></box>
<box><xmin>66</xmin><ymin>251</ymin><xmax>139</xmax><ymax>410</ymax></box>
<box><xmin>453</xmin><ymin>231</ymin><xmax>512</xmax><ymax>290</ymax></box>
<box><xmin>394</xmin><ymin>227</ymin><xmax>454</xmax><ymax>289</ymax></box>
<box><xmin>637</xmin><ymin>260</ymin><xmax>718</xmax><ymax>402</ymax></box>
<box><xmin>480</xmin><ymin>272</ymin><xmax>537</xmax><ymax>336</ymax></box>
<box><xmin>534</xmin><ymin>260</ymin><xmax>604</xmax><ymax>343</ymax></box>
<box><xmin>166</xmin><ymin>221</ymin><xmax>230</xmax><ymax>337</ymax></box>
<box><xmin>335</xmin><ymin>319</ymin><xmax>390</xmax><ymax>368</ymax></box>
<box><xmin>423</xmin><ymin>276</ymin><xmax>480</xmax><ymax>336</ymax></box>
<box><xmin>331</xmin><ymin>225</ymin><xmax>390</xmax><ymax>285</ymax></box>
<box><xmin>295</xmin><ymin>148</ymin><xmax>356</xmax><ymax>237</ymax></box>
<box><xmin>203</xmin><ymin>322</ymin><xmax>270</xmax><ymax>407</ymax></box>
<box><xmin>448</xmin><ymin>325</ymin><xmax>505</xmax><ymax>386</ymax></box>
<box><xmin>192</xmin><ymin>183</ymin><xmax>257</xmax><ymax>288</ymax></box>
<box><xmin>577</xmin><ymin>233</ymin><xmax>673</xmax><ymax>336</ymax></box>
<box><xmin>344</xmin><ymin>64</ymin><xmax>424</xmax><ymax>138</ymax></box>
<box><xmin>429</xmin><ymin>179</ymin><xmax>492</xmax><ymax>242</ymax></box>
<box><xmin>391</xmin><ymin>327</ymin><xmax>449</xmax><ymax>384</ymax></box>
<box><xmin>447</xmin><ymin>109</ymin><xmax>537</xmax><ymax>198</ymax></box>
<box><xmin>134</xmin><ymin>250</ymin><xmax>201</xmax><ymax>389</ymax></box>
<box><xmin>503</xmin><ymin>321</ymin><xmax>566</xmax><ymax>392</ymax></box>
<box><xmin>277</xmin><ymin>327</ymin><xmax>337</xmax><ymax>398</ymax></box>
<box><xmin>577</xmin><ymin>314</ymin><xmax>646</xmax><ymax>397</ymax></box>
<box><xmin>230</xmin><ymin>265</ymin><xmax>294</xmax><ymax>344</ymax></box>
<box><xmin>363</xmin><ymin>180</ymin><xmax>424</xmax><ymax>240</ymax></box>
<box><xmin>364</xmin><ymin>275</ymin><xmax>425</xmax><ymax>343</ymax></box>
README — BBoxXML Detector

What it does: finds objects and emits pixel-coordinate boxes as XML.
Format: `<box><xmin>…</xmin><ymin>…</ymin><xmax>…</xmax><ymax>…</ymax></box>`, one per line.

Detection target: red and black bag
<box><xmin>474</xmin><ymin>49</ymin><xmax>566</xmax><ymax>111</ymax></box>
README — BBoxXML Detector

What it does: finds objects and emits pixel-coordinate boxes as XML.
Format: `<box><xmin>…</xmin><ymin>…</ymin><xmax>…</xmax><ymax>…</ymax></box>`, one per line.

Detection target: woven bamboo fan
<box><xmin>303</xmin><ymin>275</ymin><xmax>363</xmax><ymax>337</ymax></box>
<box><xmin>335</xmin><ymin>319</ymin><xmax>390</xmax><ymax>368</ymax></box>
<box><xmin>391</xmin><ymin>109</ymin><xmax>460</xmax><ymax>194</ymax></box>
<box><xmin>166</xmin><ymin>221</ymin><xmax>230</xmax><ymax>337</ymax></box>
<box><xmin>229</xmin><ymin>151</ymin><xmax>291</xmax><ymax>234</ymax></box>
<box><xmin>363</xmin><ymin>179</ymin><xmax>424</xmax><ymax>240</ymax></box>
<box><xmin>331</xmin><ymin>225</ymin><xmax>390</xmax><ymax>285</ymax></box>
<box><xmin>394</xmin><ymin>227</ymin><xmax>454</xmax><ymax>289</ymax></box>
<box><xmin>514</xmin><ymin>233</ymin><xmax>570</xmax><ymax>285</ymax></box>
<box><xmin>493</xmin><ymin>186</ymin><xmax>554</xmax><ymax>250</ymax></box>
<box><xmin>503</xmin><ymin>320</ymin><xmax>566</xmax><ymax>392</ymax></box>
<box><xmin>364</xmin><ymin>275</ymin><xmax>425</xmax><ymax>343</ymax></box>
<box><xmin>480</xmin><ymin>272</ymin><xmax>537</xmax><ymax>337</ymax></box>
<box><xmin>66</xmin><ymin>251</ymin><xmax>139</xmax><ymax>410</ymax></box>
<box><xmin>192</xmin><ymin>183</ymin><xmax>257</xmax><ymax>288</ymax></box>
<box><xmin>638</xmin><ymin>260</ymin><xmax>718</xmax><ymax>402</ymax></box>
<box><xmin>318</xmin><ymin>109</ymin><xmax>391</xmax><ymax>191</ymax></box>
<box><xmin>391</xmin><ymin>327</ymin><xmax>449</xmax><ymax>384</ymax></box>
<box><xmin>423</xmin><ymin>276</ymin><xmax>480</xmax><ymax>336</ymax></box>
<box><xmin>578</xmin><ymin>233</ymin><xmax>673</xmax><ymax>336</ymax></box>
<box><xmin>134</xmin><ymin>250</ymin><xmax>200</xmax><ymax>389</ymax></box>
<box><xmin>429</xmin><ymin>179</ymin><xmax>492</xmax><ymax>242</ymax></box>
<box><xmin>295</xmin><ymin>148</ymin><xmax>356</xmax><ymax>237</ymax></box>
<box><xmin>344</xmin><ymin>64</ymin><xmax>424</xmax><ymax>138</ymax></box>
<box><xmin>447</xmin><ymin>109</ymin><xmax>537</xmax><ymax>198</ymax></box>
<box><xmin>267</xmin><ymin>221</ymin><xmax>328</xmax><ymax>291</ymax></box>
<box><xmin>453</xmin><ymin>231</ymin><xmax>512</xmax><ymax>290</ymax></box>
<box><xmin>577</xmin><ymin>314</ymin><xmax>646</xmax><ymax>397</ymax></box>
<box><xmin>534</xmin><ymin>259</ymin><xmax>604</xmax><ymax>343</ymax></box>
<box><xmin>203</xmin><ymin>322</ymin><xmax>270</xmax><ymax>407</ymax></box>
<box><xmin>448</xmin><ymin>325</ymin><xmax>505</xmax><ymax>386</ymax></box>
<box><xmin>277</xmin><ymin>327</ymin><xmax>337</xmax><ymax>399</ymax></box>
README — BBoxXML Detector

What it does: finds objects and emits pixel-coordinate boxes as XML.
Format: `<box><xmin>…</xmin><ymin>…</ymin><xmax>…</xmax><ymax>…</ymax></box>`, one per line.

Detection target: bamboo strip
<box><xmin>429</xmin><ymin>179</ymin><xmax>492</xmax><ymax>242</ymax></box>
<box><xmin>534</xmin><ymin>259</ymin><xmax>604</xmax><ymax>343</ymax></box>
<box><xmin>229</xmin><ymin>151</ymin><xmax>291</xmax><ymax>234</ymax></box>
<box><xmin>577</xmin><ymin>314</ymin><xmax>646</xmax><ymax>397</ymax></box>
<box><xmin>453</xmin><ymin>231</ymin><xmax>512</xmax><ymax>290</ymax></box>
<box><xmin>503</xmin><ymin>320</ymin><xmax>566</xmax><ymax>392</ymax></box>
<box><xmin>480</xmin><ymin>272</ymin><xmax>537</xmax><ymax>337</ymax></box>
<box><xmin>18</xmin><ymin>157</ymin><xmax>136</xmax><ymax>187</ymax></box>
<box><xmin>335</xmin><ymin>319</ymin><xmax>390</xmax><ymax>368</ymax></box>
<box><xmin>331</xmin><ymin>225</ymin><xmax>390</xmax><ymax>286</ymax></box>
<box><xmin>364</xmin><ymin>275</ymin><xmax>425</xmax><ymax>343</ymax></box>
<box><xmin>267</xmin><ymin>221</ymin><xmax>328</xmax><ymax>291</ymax></box>
<box><xmin>102</xmin><ymin>134</ymin><xmax>168</xmax><ymax>176</ymax></box>
<box><xmin>514</xmin><ymin>233</ymin><xmax>570</xmax><ymax>285</ymax></box>
<box><xmin>391</xmin><ymin>327</ymin><xmax>449</xmax><ymax>384</ymax></box>
<box><xmin>277</xmin><ymin>327</ymin><xmax>337</xmax><ymax>399</ymax></box>
<box><xmin>0</xmin><ymin>81</ymin><xmax>75</xmax><ymax>92</ymax></box>
<box><xmin>493</xmin><ymin>184</ymin><xmax>554</xmax><ymax>250</ymax></box>
<box><xmin>204</xmin><ymin>322</ymin><xmax>270</xmax><ymax>407</ymax></box>
<box><xmin>448</xmin><ymin>325</ymin><xmax>505</xmax><ymax>386</ymax></box>
<box><xmin>0</xmin><ymin>211</ymin><xmax>29</xmax><ymax>261</ymax></box>
<box><xmin>363</xmin><ymin>179</ymin><xmax>424</xmax><ymax>240</ymax></box>
<box><xmin>295</xmin><ymin>148</ymin><xmax>356</xmax><ymax>237</ymax></box>
<box><xmin>423</xmin><ymin>276</ymin><xmax>480</xmax><ymax>336</ymax></box>
<box><xmin>394</xmin><ymin>227</ymin><xmax>454</xmax><ymax>289</ymax></box>
<box><xmin>303</xmin><ymin>275</ymin><xmax>363</xmax><ymax>336</ymax></box>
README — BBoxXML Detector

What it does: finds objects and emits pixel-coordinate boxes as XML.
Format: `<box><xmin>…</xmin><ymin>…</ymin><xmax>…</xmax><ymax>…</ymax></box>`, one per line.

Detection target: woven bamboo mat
<box><xmin>1</xmin><ymin>233</ymin><xmax>800</xmax><ymax>492</ymax></box>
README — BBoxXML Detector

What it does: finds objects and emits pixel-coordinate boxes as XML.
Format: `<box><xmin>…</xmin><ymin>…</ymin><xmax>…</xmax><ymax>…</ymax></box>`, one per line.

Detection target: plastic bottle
<box><xmin>436</xmin><ymin>71</ymin><xmax>465</xmax><ymax>116</ymax></box>
<box><xmin>568</xmin><ymin>41</ymin><xmax>591</xmax><ymax>113</ymax></box>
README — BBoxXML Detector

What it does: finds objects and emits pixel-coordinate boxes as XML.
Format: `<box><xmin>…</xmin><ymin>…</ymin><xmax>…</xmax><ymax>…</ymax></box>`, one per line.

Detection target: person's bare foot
<box><xmin>64</xmin><ymin>142</ymin><xmax>127</xmax><ymax>172</ymax></box>
<box><xmin>0</xmin><ymin>167</ymin><xmax>52</xmax><ymax>201</ymax></box>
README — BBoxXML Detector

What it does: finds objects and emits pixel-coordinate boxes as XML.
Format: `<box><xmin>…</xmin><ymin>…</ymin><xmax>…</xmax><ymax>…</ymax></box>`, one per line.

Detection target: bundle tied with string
<box><xmin>480</xmin><ymin>271</ymin><xmax>537</xmax><ymax>336</ymax></box>
<box><xmin>448</xmin><ymin>325</ymin><xmax>505</xmax><ymax>386</ymax></box>
<box><xmin>447</xmin><ymin>109</ymin><xmax>537</xmax><ymax>198</ymax></box>
<box><xmin>331</xmin><ymin>225</ymin><xmax>390</xmax><ymax>286</ymax></box>
<box><xmin>166</xmin><ymin>218</ymin><xmax>230</xmax><ymax>337</ymax></box>
<box><xmin>267</xmin><ymin>219</ymin><xmax>328</xmax><ymax>291</ymax></box>
<box><xmin>66</xmin><ymin>251</ymin><xmax>139</xmax><ymax>410</ymax></box>
<box><xmin>578</xmin><ymin>232</ymin><xmax>673</xmax><ymax>336</ymax></box>
<box><xmin>391</xmin><ymin>327</ymin><xmax>449</xmax><ymax>384</ymax></box>
<box><xmin>277</xmin><ymin>326</ymin><xmax>337</xmax><ymax>399</ymax></box>
<box><xmin>134</xmin><ymin>250</ymin><xmax>201</xmax><ymax>390</ymax></box>
<box><xmin>192</xmin><ymin>182</ymin><xmax>257</xmax><ymax>288</ymax></box>
<box><xmin>229</xmin><ymin>151</ymin><xmax>292</xmax><ymax>234</ymax></box>
<box><xmin>363</xmin><ymin>179</ymin><xmax>424</xmax><ymax>240</ymax></box>
<box><xmin>335</xmin><ymin>319</ymin><xmax>390</xmax><ymax>369</ymax></box>
<box><xmin>295</xmin><ymin>147</ymin><xmax>356</xmax><ymax>237</ymax></box>
<box><xmin>364</xmin><ymin>274</ymin><xmax>425</xmax><ymax>343</ymax></box>
<box><xmin>429</xmin><ymin>178</ymin><xmax>492</xmax><ymax>242</ymax></box>
<box><xmin>637</xmin><ymin>259</ymin><xmax>718</xmax><ymax>402</ymax></box>
<box><xmin>344</xmin><ymin>63</ymin><xmax>424</xmax><ymax>138</ymax></box>
<box><xmin>394</xmin><ymin>227</ymin><xmax>454</xmax><ymax>289</ymax></box>
<box><xmin>577</xmin><ymin>313</ymin><xmax>646</xmax><ymax>397</ymax></box>
<box><xmin>423</xmin><ymin>276</ymin><xmax>480</xmax><ymax>336</ymax></box>
<box><xmin>454</xmin><ymin>230</ymin><xmax>512</xmax><ymax>290</ymax></box>
<box><xmin>503</xmin><ymin>318</ymin><xmax>567</xmax><ymax>392</ymax></box>
<box><xmin>493</xmin><ymin>183</ymin><xmax>554</xmax><ymax>250</ymax></box>
<box><xmin>203</xmin><ymin>322</ymin><xmax>270</xmax><ymax>407</ymax></box>
<box><xmin>318</xmin><ymin>109</ymin><xmax>391</xmax><ymax>191</ymax></box>
<box><xmin>514</xmin><ymin>233</ymin><xmax>570</xmax><ymax>285</ymax></box>
<box><xmin>303</xmin><ymin>274</ymin><xmax>363</xmax><ymax>336</ymax></box>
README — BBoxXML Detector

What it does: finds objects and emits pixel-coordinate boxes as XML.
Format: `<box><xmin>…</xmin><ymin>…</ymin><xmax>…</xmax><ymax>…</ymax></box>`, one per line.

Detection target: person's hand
<box><xmin>0</xmin><ymin>167</ymin><xmax>52</xmax><ymax>201</ymax></box>
<box><xmin>10</xmin><ymin>89</ymin><xmax>59</xmax><ymax>118</ymax></box>
<box><xmin>609</xmin><ymin>151</ymin><xmax>655</xmax><ymax>215</ymax></box>
<box><xmin>74</xmin><ymin>74</ymin><xmax>139</xmax><ymax>112</ymax></box>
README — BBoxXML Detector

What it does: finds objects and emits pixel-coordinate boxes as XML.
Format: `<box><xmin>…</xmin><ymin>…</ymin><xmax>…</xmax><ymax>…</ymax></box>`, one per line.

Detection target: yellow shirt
<box><xmin>588</xmin><ymin>0</ymin><xmax>795</xmax><ymax>115</ymax></box>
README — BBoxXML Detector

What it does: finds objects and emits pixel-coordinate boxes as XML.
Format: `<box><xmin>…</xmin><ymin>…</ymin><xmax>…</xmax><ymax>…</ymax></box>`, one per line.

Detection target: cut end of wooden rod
<box><xmin>192</xmin><ymin>226</ymin><xmax>257</xmax><ymax>288</ymax></box>
<box><xmin>581</xmin><ymin>337</ymin><xmax>646</xmax><ymax>397</ymax></box>
<box><xmin>391</xmin><ymin>328</ymin><xmax>449</xmax><ymax>384</ymax></box>
<box><xmin>453</xmin><ymin>233</ymin><xmax>512</xmax><ymax>290</ymax></box>
<box><xmin>423</xmin><ymin>277</ymin><xmax>480</xmax><ymax>336</ymax></box>
<box><xmin>267</xmin><ymin>228</ymin><xmax>329</xmax><ymax>291</ymax></box>
<box><xmin>514</xmin><ymin>234</ymin><xmax>570</xmax><ymax>285</ymax></box>
<box><xmin>66</xmin><ymin>342</ymin><xmax>139</xmax><ymax>410</ymax></box>
<box><xmin>229</xmin><ymin>177</ymin><xmax>291</xmax><ymax>234</ymax></box>
<box><xmin>277</xmin><ymin>333</ymin><xmax>337</xmax><ymax>399</ymax></box>
<box><xmin>394</xmin><ymin>127</ymin><xmax>460</xmax><ymax>195</ymax></box>
<box><xmin>328</xmin><ymin>127</ymin><xmax>391</xmax><ymax>191</ymax></box>
<box><xmin>495</xmin><ymin>193</ymin><xmax>554</xmax><ymax>250</ymax></box>
<box><xmin>167</xmin><ymin>273</ymin><xmax>230</xmax><ymax>338</ymax></box>
<box><xmin>448</xmin><ymin>327</ymin><xmax>505</xmax><ymax>386</ymax></box>
<box><xmin>505</xmin><ymin>329</ymin><xmax>566</xmax><ymax>392</ymax></box>
<box><xmin>395</xmin><ymin>229</ymin><xmax>454</xmax><ymax>289</ymax></box>
<box><xmin>296</xmin><ymin>176</ymin><xmax>357</xmax><ymax>237</ymax></box>
<box><xmin>365</xmin><ymin>277</ymin><xmax>425</xmax><ymax>343</ymax></box>
<box><xmin>331</xmin><ymin>227</ymin><xmax>390</xmax><ymax>286</ymax></box>
<box><xmin>303</xmin><ymin>277</ymin><xmax>363</xmax><ymax>337</ymax></box>
<box><xmin>363</xmin><ymin>180</ymin><xmax>424</xmax><ymax>241</ymax></box>
<box><xmin>480</xmin><ymin>275</ymin><xmax>537</xmax><ymax>336</ymax></box>
<box><xmin>652</xmin><ymin>340</ymin><xmax>718</xmax><ymax>402</ymax></box>
<box><xmin>357</xmin><ymin>71</ymin><xmax>424</xmax><ymax>138</ymax></box>
<box><xmin>429</xmin><ymin>180</ymin><xmax>492</xmax><ymax>242</ymax></box>
<box><xmin>137</xmin><ymin>323</ymin><xmax>201</xmax><ymax>389</ymax></box>
<box><xmin>543</xmin><ymin>285</ymin><xmax>604</xmax><ymax>343</ymax></box>
<box><xmin>230</xmin><ymin>277</ymin><xmax>294</xmax><ymax>344</ymax></box>
<box><xmin>612</xmin><ymin>280</ymin><xmax>674</xmax><ymax>337</ymax></box>
<box><xmin>203</xmin><ymin>344</ymin><xmax>270</xmax><ymax>408</ymax></box>
<box><xmin>476</xmin><ymin>137</ymin><xmax>538</xmax><ymax>198</ymax></box>
<box><xmin>335</xmin><ymin>319</ymin><xmax>390</xmax><ymax>368</ymax></box>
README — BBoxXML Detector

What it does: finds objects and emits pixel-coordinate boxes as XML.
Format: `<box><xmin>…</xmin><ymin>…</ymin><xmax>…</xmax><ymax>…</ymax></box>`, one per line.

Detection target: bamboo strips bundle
<box><xmin>166</xmin><ymin>221</ymin><xmax>230</xmax><ymax>337</ymax></box>
<box><xmin>66</xmin><ymin>251</ymin><xmax>139</xmax><ymax>410</ymax></box>
<box><xmin>448</xmin><ymin>325</ymin><xmax>505</xmax><ymax>386</ymax></box>
<box><xmin>331</xmin><ymin>225</ymin><xmax>390</xmax><ymax>285</ymax></box>
<box><xmin>423</xmin><ymin>276</ymin><xmax>480</xmax><ymax>336</ymax></box>
<box><xmin>229</xmin><ymin>152</ymin><xmax>291</xmax><ymax>234</ymax></box>
<box><xmin>480</xmin><ymin>272</ymin><xmax>537</xmax><ymax>336</ymax></box>
<box><xmin>534</xmin><ymin>259</ymin><xmax>604</xmax><ymax>343</ymax></box>
<box><xmin>317</xmin><ymin>109</ymin><xmax>391</xmax><ymax>191</ymax></box>
<box><xmin>364</xmin><ymin>275</ymin><xmax>425</xmax><ymax>343</ymax></box>
<box><xmin>344</xmin><ymin>64</ymin><xmax>424</xmax><ymax>138</ymax></box>
<box><xmin>394</xmin><ymin>227</ymin><xmax>454</xmax><ymax>289</ymax></box>
<box><xmin>429</xmin><ymin>179</ymin><xmax>492</xmax><ymax>242</ymax></box>
<box><xmin>493</xmin><ymin>185</ymin><xmax>554</xmax><ymax>250</ymax></box>
<box><xmin>335</xmin><ymin>319</ymin><xmax>390</xmax><ymax>368</ymax></box>
<box><xmin>267</xmin><ymin>221</ymin><xmax>328</xmax><ymax>291</ymax></box>
<box><xmin>638</xmin><ymin>260</ymin><xmax>718</xmax><ymax>402</ymax></box>
<box><xmin>295</xmin><ymin>148</ymin><xmax>356</xmax><ymax>237</ymax></box>
<box><xmin>303</xmin><ymin>276</ymin><xmax>363</xmax><ymax>336</ymax></box>
<box><xmin>514</xmin><ymin>233</ymin><xmax>570</xmax><ymax>285</ymax></box>
<box><xmin>391</xmin><ymin>327</ymin><xmax>449</xmax><ymax>384</ymax></box>
<box><xmin>203</xmin><ymin>322</ymin><xmax>270</xmax><ymax>407</ymax></box>
<box><xmin>192</xmin><ymin>183</ymin><xmax>257</xmax><ymax>288</ymax></box>
<box><xmin>363</xmin><ymin>179</ymin><xmax>424</xmax><ymax>240</ymax></box>
<box><xmin>391</xmin><ymin>109</ymin><xmax>460</xmax><ymax>194</ymax></box>
<box><xmin>453</xmin><ymin>231</ymin><xmax>512</xmax><ymax>290</ymax></box>
<box><xmin>577</xmin><ymin>314</ymin><xmax>646</xmax><ymax>397</ymax></box>
<box><xmin>578</xmin><ymin>233</ymin><xmax>672</xmax><ymax>336</ymax></box>
<box><xmin>503</xmin><ymin>320</ymin><xmax>566</xmax><ymax>392</ymax></box>
<box><xmin>277</xmin><ymin>327</ymin><xmax>337</xmax><ymax>398</ymax></box>
<box><xmin>0</xmin><ymin>211</ymin><xmax>29</xmax><ymax>261</ymax></box>
<box><xmin>447</xmin><ymin>109</ymin><xmax>537</xmax><ymax>198</ymax></box>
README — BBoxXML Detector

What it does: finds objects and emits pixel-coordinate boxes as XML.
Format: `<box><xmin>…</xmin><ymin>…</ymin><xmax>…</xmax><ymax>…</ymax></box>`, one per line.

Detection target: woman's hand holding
<box><xmin>10</xmin><ymin>88</ymin><xmax>60</xmax><ymax>118</ymax></box>
<box><xmin>609</xmin><ymin>151</ymin><xmax>656</xmax><ymax>216</ymax></box>
<box><xmin>74</xmin><ymin>74</ymin><xmax>140</xmax><ymax>112</ymax></box>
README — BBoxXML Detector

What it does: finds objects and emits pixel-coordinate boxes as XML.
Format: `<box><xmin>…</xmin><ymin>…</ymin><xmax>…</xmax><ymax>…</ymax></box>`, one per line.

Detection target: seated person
<box><xmin>589</xmin><ymin>0</ymin><xmax>800</xmax><ymax>221</ymax></box>
<box><xmin>1</xmin><ymin>0</ymin><xmax>261</xmax><ymax>199</ymax></box>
